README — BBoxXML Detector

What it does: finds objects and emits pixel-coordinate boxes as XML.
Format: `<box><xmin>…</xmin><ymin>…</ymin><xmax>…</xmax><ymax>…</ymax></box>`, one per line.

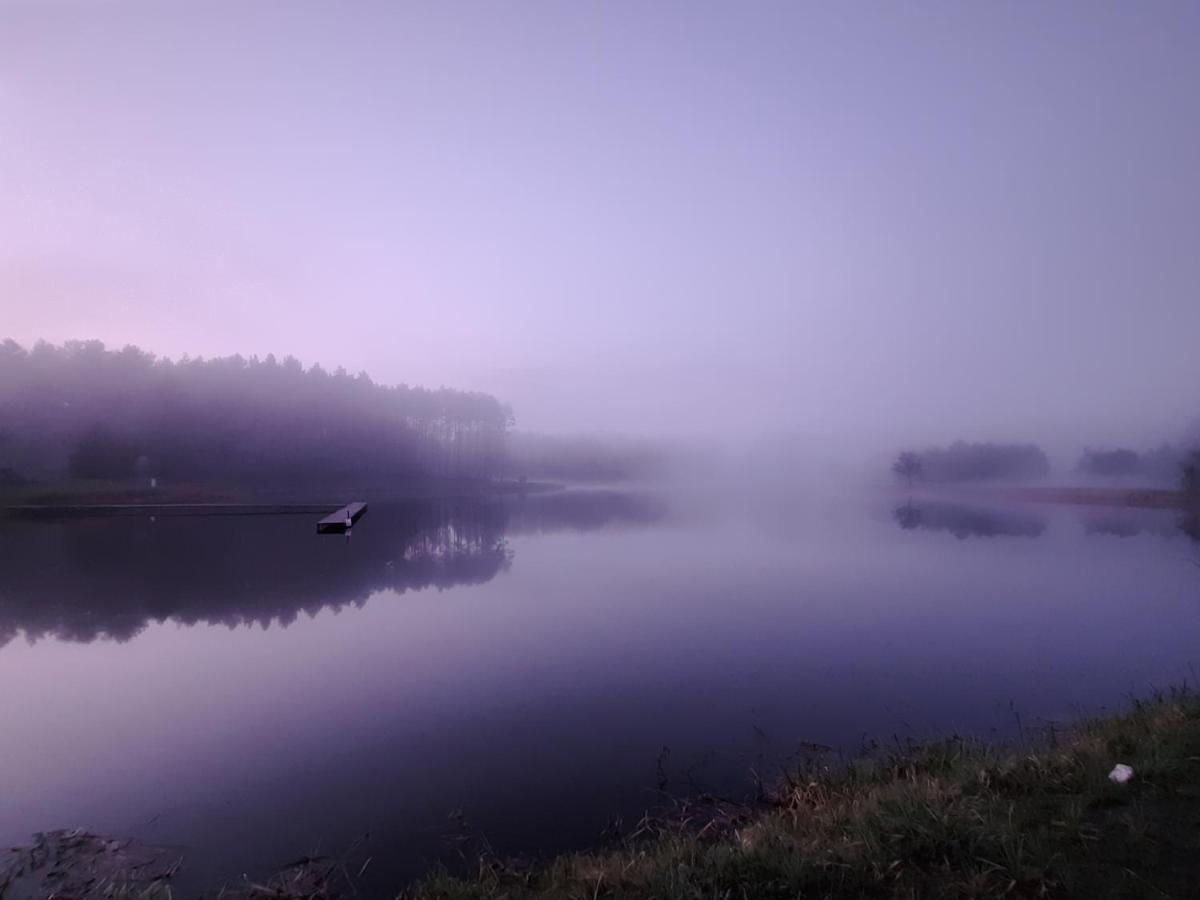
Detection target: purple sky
<box><xmin>2</xmin><ymin>1</ymin><xmax>1198</xmax><ymax>450</ymax></box>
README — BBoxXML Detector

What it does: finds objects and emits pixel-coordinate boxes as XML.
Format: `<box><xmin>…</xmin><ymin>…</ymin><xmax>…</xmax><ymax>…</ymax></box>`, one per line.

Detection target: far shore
<box><xmin>902</xmin><ymin>483</ymin><xmax>1198</xmax><ymax>512</ymax></box>
<box><xmin>0</xmin><ymin>477</ymin><xmax>561</xmax><ymax>518</ymax></box>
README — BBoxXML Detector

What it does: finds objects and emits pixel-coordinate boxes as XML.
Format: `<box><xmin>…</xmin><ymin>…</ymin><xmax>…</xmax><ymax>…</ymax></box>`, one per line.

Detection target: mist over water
<box><xmin>1</xmin><ymin>491</ymin><xmax>1198</xmax><ymax>895</ymax></box>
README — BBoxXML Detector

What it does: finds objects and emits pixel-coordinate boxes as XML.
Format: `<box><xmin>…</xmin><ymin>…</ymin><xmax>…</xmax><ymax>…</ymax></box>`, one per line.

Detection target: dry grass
<box><xmin>9</xmin><ymin>694</ymin><xmax>1198</xmax><ymax>899</ymax></box>
<box><xmin>404</xmin><ymin>689</ymin><xmax>1200</xmax><ymax>899</ymax></box>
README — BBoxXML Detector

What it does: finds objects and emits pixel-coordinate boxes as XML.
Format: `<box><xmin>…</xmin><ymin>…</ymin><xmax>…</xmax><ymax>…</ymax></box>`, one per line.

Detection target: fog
<box><xmin>3</xmin><ymin>2</ymin><xmax>1199</xmax><ymax>461</ymax></box>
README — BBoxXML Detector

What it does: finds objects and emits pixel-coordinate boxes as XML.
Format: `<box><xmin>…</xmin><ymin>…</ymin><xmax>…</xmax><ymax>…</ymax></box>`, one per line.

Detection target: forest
<box><xmin>0</xmin><ymin>340</ymin><xmax>513</xmax><ymax>487</ymax></box>
<box><xmin>893</xmin><ymin>439</ymin><xmax>1200</xmax><ymax>494</ymax></box>
<box><xmin>894</xmin><ymin>441</ymin><xmax>1051</xmax><ymax>484</ymax></box>
<box><xmin>1076</xmin><ymin>444</ymin><xmax>1192</xmax><ymax>483</ymax></box>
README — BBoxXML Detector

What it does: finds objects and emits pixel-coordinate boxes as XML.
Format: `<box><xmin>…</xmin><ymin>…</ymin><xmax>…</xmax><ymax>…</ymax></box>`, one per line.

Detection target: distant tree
<box><xmin>1141</xmin><ymin>444</ymin><xmax>1185</xmax><ymax>485</ymax></box>
<box><xmin>892</xmin><ymin>451</ymin><xmax>922</xmax><ymax>487</ymax></box>
<box><xmin>893</xmin><ymin>500</ymin><xmax>921</xmax><ymax>529</ymax></box>
<box><xmin>910</xmin><ymin>441</ymin><xmax>1049</xmax><ymax>483</ymax></box>
<box><xmin>69</xmin><ymin>425</ymin><xmax>139</xmax><ymax>479</ymax></box>
<box><xmin>1076</xmin><ymin>447</ymin><xmax>1142</xmax><ymax>478</ymax></box>
<box><xmin>0</xmin><ymin>426</ymin><xmax>23</xmax><ymax>485</ymax></box>
<box><xmin>1183</xmin><ymin>450</ymin><xmax>1200</xmax><ymax>499</ymax></box>
<box><xmin>1071</xmin><ymin>443</ymin><xmax>1188</xmax><ymax>486</ymax></box>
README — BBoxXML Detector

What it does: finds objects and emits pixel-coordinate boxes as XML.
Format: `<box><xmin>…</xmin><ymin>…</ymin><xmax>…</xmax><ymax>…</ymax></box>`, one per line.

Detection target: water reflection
<box><xmin>1082</xmin><ymin>516</ymin><xmax>1141</xmax><ymax>538</ymax></box>
<box><xmin>0</xmin><ymin>490</ymin><xmax>665</xmax><ymax>647</ymax></box>
<box><xmin>893</xmin><ymin>499</ymin><xmax>1200</xmax><ymax>548</ymax></box>
<box><xmin>1181</xmin><ymin>514</ymin><xmax>1200</xmax><ymax>545</ymax></box>
<box><xmin>892</xmin><ymin>500</ymin><xmax>1046</xmax><ymax>539</ymax></box>
<box><xmin>1079</xmin><ymin>510</ymin><xmax>1184</xmax><ymax>539</ymax></box>
<box><xmin>1</xmin><ymin>490</ymin><xmax>1197</xmax><ymax>897</ymax></box>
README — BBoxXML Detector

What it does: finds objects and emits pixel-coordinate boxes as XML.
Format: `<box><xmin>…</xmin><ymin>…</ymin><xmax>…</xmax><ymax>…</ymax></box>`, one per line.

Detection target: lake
<box><xmin>1</xmin><ymin>489</ymin><xmax>1197</xmax><ymax>896</ymax></box>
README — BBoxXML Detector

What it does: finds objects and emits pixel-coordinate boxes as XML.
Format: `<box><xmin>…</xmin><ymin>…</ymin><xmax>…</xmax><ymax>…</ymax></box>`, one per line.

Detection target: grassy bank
<box><xmin>6</xmin><ymin>692</ymin><xmax>1199</xmax><ymax>898</ymax></box>
<box><xmin>408</xmin><ymin>690</ymin><xmax>1200</xmax><ymax>899</ymax></box>
<box><xmin>0</xmin><ymin>477</ymin><xmax>244</xmax><ymax>508</ymax></box>
<box><xmin>0</xmin><ymin>477</ymin><xmax>558</xmax><ymax>514</ymax></box>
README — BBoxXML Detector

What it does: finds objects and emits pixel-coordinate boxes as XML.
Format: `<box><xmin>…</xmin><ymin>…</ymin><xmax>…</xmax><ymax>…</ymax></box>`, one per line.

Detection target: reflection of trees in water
<box><xmin>0</xmin><ymin>501</ymin><xmax>510</xmax><ymax>647</ymax></box>
<box><xmin>1083</xmin><ymin>517</ymin><xmax>1142</xmax><ymax>538</ymax></box>
<box><xmin>893</xmin><ymin>500</ymin><xmax>1200</xmax><ymax>548</ymax></box>
<box><xmin>0</xmin><ymin>491</ymin><xmax>666</xmax><ymax>647</ymax></box>
<box><xmin>893</xmin><ymin>501</ymin><xmax>922</xmax><ymax>531</ymax></box>
<box><xmin>892</xmin><ymin>500</ymin><xmax>1046</xmax><ymax>539</ymax></box>
<box><xmin>1079</xmin><ymin>511</ymin><xmax>1183</xmax><ymax>539</ymax></box>
<box><xmin>1181</xmin><ymin>515</ymin><xmax>1200</xmax><ymax>545</ymax></box>
<box><xmin>1173</xmin><ymin>515</ymin><xmax>1200</xmax><ymax>569</ymax></box>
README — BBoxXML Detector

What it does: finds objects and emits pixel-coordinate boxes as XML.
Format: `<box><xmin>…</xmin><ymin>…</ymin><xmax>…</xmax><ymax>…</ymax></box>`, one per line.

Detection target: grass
<box><xmin>0</xmin><ymin>477</ymin><xmax>242</xmax><ymax>508</ymax></box>
<box><xmin>404</xmin><ymin>689</ymin><xmax>1200</xmax><ymax>899</ymax></box>
<box><xmin>6</xmin><ymin>692</ymin><xmax>1198</xmax><ymax>898</ymax></box>
<box><xmin>0</xmin><ymin>477</ymin><xmax>556</xmax><ymax>512</ymax></box>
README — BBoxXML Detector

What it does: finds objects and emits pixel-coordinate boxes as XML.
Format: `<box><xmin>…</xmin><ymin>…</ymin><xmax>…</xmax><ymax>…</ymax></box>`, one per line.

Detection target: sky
<box><xmin>2</xmin><ymin>1</ymin><xmax>1198</xmax><ymax>452</ymax></box>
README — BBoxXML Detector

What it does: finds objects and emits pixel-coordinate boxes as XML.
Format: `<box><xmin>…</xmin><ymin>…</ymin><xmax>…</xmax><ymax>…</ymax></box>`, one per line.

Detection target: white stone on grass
<box><xmin>1108</xmin><ymin>763</ymin><xmax>1134</xmax><ymax>784</ymax></box>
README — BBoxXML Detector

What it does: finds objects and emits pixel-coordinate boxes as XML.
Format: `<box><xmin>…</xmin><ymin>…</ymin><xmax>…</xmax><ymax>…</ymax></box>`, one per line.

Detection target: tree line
<box><xmin>1075</xmin><ymin>444</ymin><xmax>1196</xmax><ymax>485</ymax></box>
<box><xmin>892</xmin><ymin>439</ymin><xmax>1200</xmax><ymax>495</ymax></box>
<box><xmin>891</xmin><ymin>441</ymin><xmax>1050</xmax><ymax>485</ymax></box>
<box><xmin>0</xmin><ymin>339</ymin><xmax>513</xmax><ymax>486</ymax></box>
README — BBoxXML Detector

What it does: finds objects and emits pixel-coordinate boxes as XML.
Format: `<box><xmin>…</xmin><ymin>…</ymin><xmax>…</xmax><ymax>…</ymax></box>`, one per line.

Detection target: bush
<box><xmin>1184</xmin><ymin>450</ymin><xmax>1200</xmax><ymax>497</ymax></box>
<box><xmin>911</xmin><ymin>441</ymin><xmax>1050</xmax><ymax>483</ymax></box>
<box><xmin>68</xmin><ymin>425</ymin><xmax>140</xmax><ymax>479</ymax></box>
<box><xmin>1076</xmin><ymin>447</ymin><xmax>1142</xmax><ymax>478</ymax></box>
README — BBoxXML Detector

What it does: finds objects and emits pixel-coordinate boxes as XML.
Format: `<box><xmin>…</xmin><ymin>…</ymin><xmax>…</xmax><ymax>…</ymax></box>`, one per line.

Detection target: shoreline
<box><xmin>990</xmin><ymin>485</ymin><xmax>1194</xmax><ymax>511</ymax></box>
<box><xmin>407</xmin><ymin>688</ymin><xmax>1200</xmax><ymax>899</ymax></box>
<box><xmin>898</xmin><ymin>483</ymin><xmax>1198</xmax><ymax>512</ymax></box>
<box><xmin>0</xmin><ymin>478</ymin><xmax>562</xmax><ymax>519</ymax></box>
<box><xmin>5</xmin><ymin>690</ymin><xmax>1199</xmax><ymax>898</ymax></box>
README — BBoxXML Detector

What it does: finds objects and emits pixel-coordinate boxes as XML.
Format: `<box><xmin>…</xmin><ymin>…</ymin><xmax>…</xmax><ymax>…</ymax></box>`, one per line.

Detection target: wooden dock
<box><xmin>317</xmin><ymin>502</ymin><xmax>368</xmax><ymax>534</ymax></box>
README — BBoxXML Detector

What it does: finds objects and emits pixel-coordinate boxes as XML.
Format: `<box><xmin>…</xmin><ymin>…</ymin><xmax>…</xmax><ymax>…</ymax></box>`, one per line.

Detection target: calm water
<box><xmin>1</xmin><ymin>489</ymin><xmax>1198</xmax><ymax>895</ymax></box>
